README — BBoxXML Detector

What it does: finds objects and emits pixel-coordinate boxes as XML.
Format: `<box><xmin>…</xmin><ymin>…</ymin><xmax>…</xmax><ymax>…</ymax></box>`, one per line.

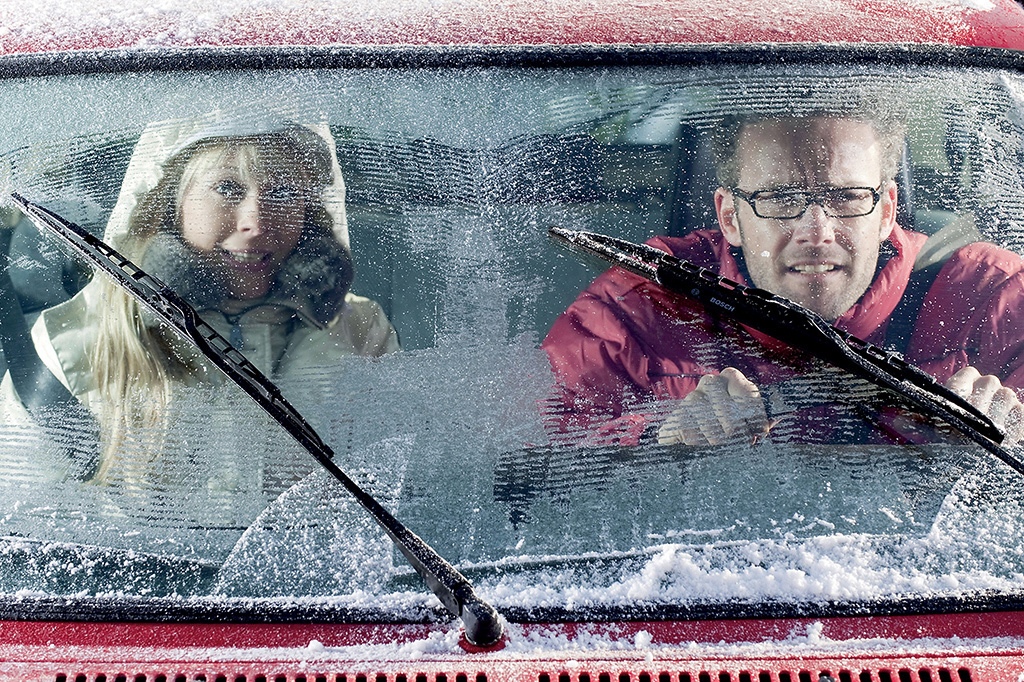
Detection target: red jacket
<box><xmin>541</xmin><ymin>225</ymin><xmax>1024</xmax><ymax>440</ymax></box>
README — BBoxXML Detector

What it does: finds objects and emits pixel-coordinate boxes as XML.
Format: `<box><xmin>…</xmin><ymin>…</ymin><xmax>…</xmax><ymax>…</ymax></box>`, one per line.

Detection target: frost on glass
<box><xmin>0</xmin><ymin>63</ymin><xmax>1021</xmax><ymax>613</ymax></box>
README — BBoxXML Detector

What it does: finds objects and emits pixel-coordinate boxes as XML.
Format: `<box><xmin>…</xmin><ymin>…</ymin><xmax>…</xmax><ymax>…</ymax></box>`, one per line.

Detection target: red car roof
<box><xmin>0</xmin><ymin>0</ymin><xmax>1022</xmax><ymax>56</ymax></box>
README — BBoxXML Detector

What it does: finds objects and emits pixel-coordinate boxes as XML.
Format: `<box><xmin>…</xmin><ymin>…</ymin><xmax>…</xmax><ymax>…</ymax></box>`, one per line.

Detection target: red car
<box><xmin>1</xmin><ymin>0</ymin><xmax>1024</xmax><ymax>680</ymax></box>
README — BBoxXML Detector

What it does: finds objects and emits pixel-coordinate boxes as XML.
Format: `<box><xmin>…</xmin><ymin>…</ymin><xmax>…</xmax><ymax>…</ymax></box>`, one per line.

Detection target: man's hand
<box><xmin>658</xmin><ymin>367</ymin><xmax>771</xmax><ymax>446</ymax></box>
<box><xmin>944</xmin><ymin>366</ymin><xmax>1024</xmax><ymax>446</ymax></box>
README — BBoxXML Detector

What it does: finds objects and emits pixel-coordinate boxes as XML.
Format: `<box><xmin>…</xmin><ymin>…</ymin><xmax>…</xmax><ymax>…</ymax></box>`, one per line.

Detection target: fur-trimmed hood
<box><xmin>106</xmin><ymin>111</ymin><xmax>354</xmax><ymax>329</ymax></box>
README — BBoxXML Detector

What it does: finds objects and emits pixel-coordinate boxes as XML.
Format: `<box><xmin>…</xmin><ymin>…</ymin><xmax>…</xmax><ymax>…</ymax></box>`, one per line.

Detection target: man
<box><xmin>542</xmin><ymin>115</ymin><xmax>1024</xmax><ymax>446</ymax></box>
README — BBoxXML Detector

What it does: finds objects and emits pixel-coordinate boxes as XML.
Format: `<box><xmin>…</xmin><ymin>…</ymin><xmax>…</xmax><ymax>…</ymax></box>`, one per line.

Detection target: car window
<box><xmin>0</xmin><ymin>58</ymin><xmax>1023</xmax><ymax>618</ymax></box>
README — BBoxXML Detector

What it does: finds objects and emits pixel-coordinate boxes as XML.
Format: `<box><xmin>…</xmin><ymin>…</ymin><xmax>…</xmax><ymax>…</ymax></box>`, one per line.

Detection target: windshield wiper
<box><xmin>549</xmin><ymin>227</ymin><xmax>1024</xmax><ymax>477</ymax></box>
<box><xmin>12</xmin><ymin>193</ymin><xmax>505</xmax><ymax>648</ymax></box>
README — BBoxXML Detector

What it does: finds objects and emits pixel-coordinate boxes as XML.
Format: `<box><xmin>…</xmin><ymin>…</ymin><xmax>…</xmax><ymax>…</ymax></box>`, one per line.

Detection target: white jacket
<box><xmin>0</xmin><ymin>113</ymin><xmax>398</xmax><ymax>547</ymax></box>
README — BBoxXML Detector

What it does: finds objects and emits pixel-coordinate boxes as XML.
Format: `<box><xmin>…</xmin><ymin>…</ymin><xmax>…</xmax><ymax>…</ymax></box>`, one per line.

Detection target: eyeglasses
<box><xmin>731</xmin><ymin>184</ymin><xmax>883</xmax><ymax>220</ymax></box>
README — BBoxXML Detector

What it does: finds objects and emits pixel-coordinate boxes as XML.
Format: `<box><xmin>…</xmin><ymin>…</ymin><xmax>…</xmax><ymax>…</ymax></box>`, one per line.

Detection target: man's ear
<box><xmin>715</xmin><ymin>187</ymin><xmax>743</xmax><ymax>247</ymax></box>
<box><xmin>878</xmin><ymin>180</ymin><xmax>898</xmax><ymax>242</ymax></box>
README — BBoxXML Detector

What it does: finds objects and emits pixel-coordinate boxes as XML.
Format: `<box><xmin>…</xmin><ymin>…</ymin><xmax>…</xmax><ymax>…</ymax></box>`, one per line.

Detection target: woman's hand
<box><xmin>657</xmin><ymin>367</ymin><xmax>771</xmax><ymax>446</ymax></box>
<box><xmin>944</xmin><ymin>366</ymin><xmax>1024</xmax><ymax>445</ymax></box>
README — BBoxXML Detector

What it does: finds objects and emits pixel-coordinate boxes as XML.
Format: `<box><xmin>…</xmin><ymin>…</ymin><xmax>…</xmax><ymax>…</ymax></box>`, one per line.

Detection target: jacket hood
<box><xmin>104</xmin><ymin>111</ymin><xmax>353</xmax><ymax>328</ymax></box>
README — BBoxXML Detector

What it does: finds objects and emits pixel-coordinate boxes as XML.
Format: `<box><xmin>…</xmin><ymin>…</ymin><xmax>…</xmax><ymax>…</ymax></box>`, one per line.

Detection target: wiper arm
<box><xmin>550</xmin><ymin>227</ymin><xmax>1024</xmax><ymax>477</ymax></box>
<box><xmin>13</xmin><ymin>193</ymin><xmax>505</xmax><ymax>648</ymax></box>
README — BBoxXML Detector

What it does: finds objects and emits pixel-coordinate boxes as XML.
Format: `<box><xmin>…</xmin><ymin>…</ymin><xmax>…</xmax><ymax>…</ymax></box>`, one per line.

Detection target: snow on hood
<box><xmin>0</xmin><ymin>0</ymin><xmax>1001</xmax><ymax>54</ymax></box>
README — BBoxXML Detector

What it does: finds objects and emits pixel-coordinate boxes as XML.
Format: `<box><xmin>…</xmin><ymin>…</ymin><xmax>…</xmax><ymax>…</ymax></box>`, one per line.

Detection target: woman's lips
<box><xmin>220</xmin><ymin>249</ymin><xmax>272</xmax><ymax>272</ymax></box>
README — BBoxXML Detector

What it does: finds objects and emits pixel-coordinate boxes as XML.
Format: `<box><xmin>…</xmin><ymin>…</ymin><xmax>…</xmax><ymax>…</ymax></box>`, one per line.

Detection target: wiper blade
<box><xmin>550</xmin><ymin>227</ymin><xmax>1024</xmax><ymax>477</ymax></box>
<box><xmin>13</xmin><ymin>193</ymin><xmax>505</xmax><ymax>648</ymax></box>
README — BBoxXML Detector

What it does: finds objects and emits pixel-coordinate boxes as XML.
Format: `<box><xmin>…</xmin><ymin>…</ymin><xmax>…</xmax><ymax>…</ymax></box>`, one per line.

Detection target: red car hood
<box><xmin>0</xmin><ymin>0</ymin><xmax>1022</xmax><ymax>54</ymax></box>
<box><xmin>2</xmin><ymin>612</ymin><xmax>1024</xmax><ymax>680</ymax></box>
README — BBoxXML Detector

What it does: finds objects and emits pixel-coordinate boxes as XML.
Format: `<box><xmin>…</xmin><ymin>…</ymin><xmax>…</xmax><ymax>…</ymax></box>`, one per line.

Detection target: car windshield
<box><xmin>1</xmin><ymin>53</ymin><xmax>1023</xmax><ymax>622</ymax></box>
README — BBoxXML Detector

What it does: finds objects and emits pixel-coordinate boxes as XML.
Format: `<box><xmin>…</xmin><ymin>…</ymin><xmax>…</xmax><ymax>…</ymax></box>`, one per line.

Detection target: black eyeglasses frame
<box><xmin>731</xmin><ymin>184</ymin><xmax>884</xmax><ymax>220</ymax></box>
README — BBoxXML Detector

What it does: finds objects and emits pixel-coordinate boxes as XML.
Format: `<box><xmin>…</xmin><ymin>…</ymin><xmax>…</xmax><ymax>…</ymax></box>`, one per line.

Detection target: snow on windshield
<box><xmin>0</xmin><ymin>61</ymin><xmax>1022</xmax><ymax>617</ymax></box>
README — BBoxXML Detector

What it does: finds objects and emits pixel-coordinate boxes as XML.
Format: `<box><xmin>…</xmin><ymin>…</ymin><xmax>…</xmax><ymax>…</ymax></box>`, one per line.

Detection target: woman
<box><xmin>2</xmin><ymin>114</ymin><xmax>398</xmax><ymax>498</ymax></box>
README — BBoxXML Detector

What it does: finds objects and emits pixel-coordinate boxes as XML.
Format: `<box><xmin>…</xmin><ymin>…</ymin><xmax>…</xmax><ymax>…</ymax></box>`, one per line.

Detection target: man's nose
<box><xmin>791</xmin><ymin>203</ymin><xmax>837</xmax><ymax>244</ymax></box>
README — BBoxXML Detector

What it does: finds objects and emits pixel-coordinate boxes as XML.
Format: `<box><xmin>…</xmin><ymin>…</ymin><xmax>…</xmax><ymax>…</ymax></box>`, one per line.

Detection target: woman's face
<box><xmin>178</xmin><ymin>145</ymin><xmax>309</xmax><ymax>300</ymax></box>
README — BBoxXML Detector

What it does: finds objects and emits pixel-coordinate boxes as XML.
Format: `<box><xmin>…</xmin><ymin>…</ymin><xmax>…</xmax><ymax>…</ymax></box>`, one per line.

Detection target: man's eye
<box><xmin>828</xmin><ymin>189</ymin><xmax>873</xmax><ymax>210</ymax></box>
<box><xmin>833</xmin><ymin>189</ymin><xmax>869</xmax><ymax>202</ymax></box>
<box><xmin>214</xmin><ymin>180</ymin><xmax>246</xmax><ymax>201</ymax></box>
<box><xmin>761</xmin><ymin>193</ymin><xmax>804</xmax><ymax>207</ymax></box>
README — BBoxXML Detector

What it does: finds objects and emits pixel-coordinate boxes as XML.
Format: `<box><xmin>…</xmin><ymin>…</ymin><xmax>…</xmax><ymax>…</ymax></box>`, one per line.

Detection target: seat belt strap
<box><xmin>0</xmin><ymin>224</ymin><xmax>98</xmax><ymax>478</ymax></box>
<box><xmin>885</xmin><ymin>216</ymin><xmax>982</xmax><ymax>356</ymax></box>
<box><xmin>885</xmin><ymin>260</ymin><xmax>944</xmax><ymax>356</ymax></box>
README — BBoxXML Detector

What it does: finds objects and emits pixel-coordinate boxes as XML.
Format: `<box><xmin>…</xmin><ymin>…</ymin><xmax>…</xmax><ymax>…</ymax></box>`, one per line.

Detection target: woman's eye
<box><xmin>264</xmin><ymin>185</ymin><xmax>303</xmax><ymax>204</ymax></box>
<box><xmin>214</xmin><ymin>180</ymin><xmax>246</xmax><ymax>201</ymax></box>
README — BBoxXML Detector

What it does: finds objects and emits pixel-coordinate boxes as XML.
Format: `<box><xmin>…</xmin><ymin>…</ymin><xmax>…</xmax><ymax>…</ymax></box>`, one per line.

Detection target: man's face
<box><xmin>714</xmin><ymin>118</ymin><xmax>898</xmax><ymax>321</ymax></box>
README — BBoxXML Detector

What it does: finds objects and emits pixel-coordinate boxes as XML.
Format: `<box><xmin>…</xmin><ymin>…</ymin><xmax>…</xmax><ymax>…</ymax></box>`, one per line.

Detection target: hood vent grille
<box><xmin>51</xmin><ymin>669</ymin><xmax>975</xmax><ymax>682</ymax></box>
<box><xmin>536</xmin><ymin>670</ymin><xmax>973</xmax><ymax>682</ymax></box>
<box><xmin>55</xmin><ymin>674</ymin><xmax>489</xmax><ymax>682</ymax></box>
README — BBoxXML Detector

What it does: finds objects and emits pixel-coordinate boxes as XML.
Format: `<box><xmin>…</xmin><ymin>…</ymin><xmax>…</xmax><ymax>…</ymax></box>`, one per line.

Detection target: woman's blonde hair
<box><xmin>89</xmin><ymin>130</ymin><xmax>336</xmax><ymax>483</ymax></box>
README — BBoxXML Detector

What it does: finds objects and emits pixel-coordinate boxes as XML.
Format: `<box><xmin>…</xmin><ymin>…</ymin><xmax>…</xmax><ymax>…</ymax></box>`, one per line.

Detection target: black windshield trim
<box><xmin>501</xmin><ymin>589</ymin><xmax>1024</xmax><ymax>623</ymax></box>
<box><xmin>0</xmin><ymin>594</ymin><xmax>447</xmax><ymax>625</ymax></box>
<box><xmin>1</xmin><ymin>589</ymin><xmax>1023</xmax><ymax>625</ymax></box>
<box><xmin>0</xmin><ymin>43</ymin><xmax>1023</xmax><ymax>79</ymax></box>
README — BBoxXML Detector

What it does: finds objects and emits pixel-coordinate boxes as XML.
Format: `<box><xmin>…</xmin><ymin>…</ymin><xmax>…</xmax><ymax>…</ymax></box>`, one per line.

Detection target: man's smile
<box><xmin>788</xmin><ymin>263</ymin><xmax>841</xmax><ymax>274</ymax></box>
